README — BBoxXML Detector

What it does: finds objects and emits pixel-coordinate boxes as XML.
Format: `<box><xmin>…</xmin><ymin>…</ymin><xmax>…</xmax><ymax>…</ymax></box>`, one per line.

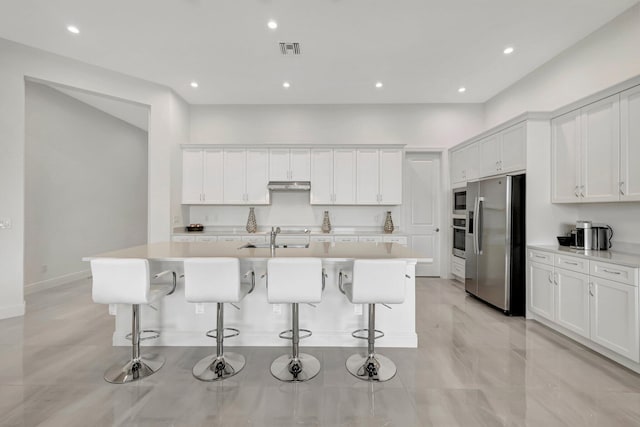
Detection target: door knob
<box><xmin>435</xmin><ymin>228</ymin><xmax>440</xmax><ymax>232</ymax></box>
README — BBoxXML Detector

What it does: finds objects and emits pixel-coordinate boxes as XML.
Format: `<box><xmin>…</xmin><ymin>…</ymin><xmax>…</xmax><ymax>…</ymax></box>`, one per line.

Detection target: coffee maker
<box><xmin>572</xmin><ymin>221</ymin><xmax>613</xmax><ymax>250</ymax></box>
<box><xmin>574</xmin><ymin>220</ymin><xmax>592</xmax><ymax>250</ymax></box>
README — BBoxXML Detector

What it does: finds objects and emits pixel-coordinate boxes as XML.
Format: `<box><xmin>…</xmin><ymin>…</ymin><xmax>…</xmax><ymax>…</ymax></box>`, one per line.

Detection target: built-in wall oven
<box><xmin>452</xmin><ymin>218</ymin><xmax>466</xmax><ymax>259</ymax></box>
<box><xmin>453</xmin><ymin>188</ymin><xmax>467</xmax><ymax>215</ymax></box>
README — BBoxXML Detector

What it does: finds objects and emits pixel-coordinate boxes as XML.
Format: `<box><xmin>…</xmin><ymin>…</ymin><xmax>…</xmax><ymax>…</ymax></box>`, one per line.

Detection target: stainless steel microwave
<box><xmin>453</xmin><ymin>188</ymin><xmax>466</xmax><ymax>215</ymax></box>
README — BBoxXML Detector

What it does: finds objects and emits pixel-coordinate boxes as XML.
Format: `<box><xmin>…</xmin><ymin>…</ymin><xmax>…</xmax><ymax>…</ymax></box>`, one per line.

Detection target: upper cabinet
<box><xmin>356</xmin><ymin>148</ymin><xmax>402</xmax><ymax>205</ymax></box>
<box><xmin>479</xmin><ymin>122</ymin><xmax>526</xmax><ymax>177</ymax></box>
<box><xmin>182</xmin><ymin>149</ymin><xmax>224</xmax><ymax>204</ymax></box>
<box><xmin>269</xmin><ymin>148</ymin><xmax>310</xmax><ymax>181</ymax></box>
<box><xmin>620</xmin><ymin>85</ymin><xmax>640</xmax><ymax>201</ymax></box>
<box><xmin>551</xmin><ymin>94</ymin><xmax>621</xmax><ymax>203</ymax></box>
<box><xmin>450</xmin><ymin>143</ymin><xmax>478</xmax><ymax>185</ymax></box>
<box><xmin>310</xmin><ymin>148</ymin><xmax>356</xmax><ymax>205</ymax></box>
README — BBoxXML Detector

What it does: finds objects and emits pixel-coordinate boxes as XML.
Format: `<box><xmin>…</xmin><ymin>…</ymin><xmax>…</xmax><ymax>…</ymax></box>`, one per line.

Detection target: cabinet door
<box><xmin>310</xmin><ymin>149</ymin><xmax>334</xmax><ymax>204</ymax></box>
<box><xmin>182</xmin><ymin>150</ymin><xmax>204</xmax><ymax>204</ymax></box>
<box><xmin>223</xmin><ymin>149</ymin><xmax>246</xmax><ymax>204</ymax></box>
<box><xmin>245</xmin><ymin>149</ymin><xmax>269</xmax><ymax>204</ymax></box>
<box><xmin>379</xmin><ymin>149</ymin><xmax>402</xmax><ymax>205</ymax></box>
<box><xmin>551</xmin><ymin>110</ymin><xmax>581</xmax><ymax>203</ymax></box>
<box><xmin>555</xmin><ymin>268</ymin><xmax>590</xmax><ymax>338</ymax></box>
<box><xmin>479</xmin><ymin>134</ymin><xmax>501</xmax><ymax>177</ymax></box>
<box><xmin>202</xmin><ymin>149</ymin><xmax>224</xmax><ymax>204</ymax></box>
<box><xmin>501</xmin><ymin>122</ymin><xmax>526</xmax><ymax>173</ymax></box>
<box><xmin>356</xmin><ymin>149</ymin><xmax>380</xmax><ymax>204</ymax></box>
<box><xmin>581</xmin><ymin>94</ymin><xmax>620</xmax><ymax>202</ymax></box>
<box><xmin>290</xmin><ymin>149</ymin><xmax>311</xmax><ymax>181</ymax></box>
<box><xmin>590</xmin><ymin>277</ymin><xmax>639</xmax><ymax>362</ymax></box>
<box><xmin>620</xmin><ymin>85</ymin><xmax>640</xmax><ymax>201</ymax></box>
<box><xmin>464</xmin><ymin>143</ymin><xmax>479</xmax><ymax>181</ymax></box>
<box><xmin>450</xmin><ymin>148</ymin><xmax>465</xmax><ymax>184</ymax></box>
<box><xmin>269</xmin><ymin>149</ymin><xmax>290</xmax><ymax>181</ymax></box>
<box><xmin>333</xmin><ymin>149</ymin><xmax>356</xmax><ymax>204</ymax></box>
<box><xmin>528</xmin><ymin>262</ymin><xmax>555</xmax><ymax>321</ymax></box>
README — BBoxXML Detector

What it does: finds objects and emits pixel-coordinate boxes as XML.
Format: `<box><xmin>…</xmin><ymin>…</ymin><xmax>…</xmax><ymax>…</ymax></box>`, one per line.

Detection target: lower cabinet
<box><xmin>590</xmin><ymin>276</ymin><xmax>639</xmax><ymax>362</ymax></box>
<box><xmin>528</xmin><ymin>249</ymin><xmax>640</xmax><ymax>364</ymax></box>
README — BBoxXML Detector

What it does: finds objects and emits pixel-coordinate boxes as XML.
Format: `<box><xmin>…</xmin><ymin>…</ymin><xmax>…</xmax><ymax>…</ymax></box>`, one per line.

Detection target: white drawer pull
<box><xmin>564</xmin><ymin>261</ymin><xmax>579</xmax><ymax>266</ymax></box>
<box><xmin>534</xmin><ymin>255</ymin><xmax>547</xmax><ymax>259</ymax></box>
<box><xmin>602</xmin><ymin>268</ymin><xmax>621</xmax><ymax>275</ymax></box>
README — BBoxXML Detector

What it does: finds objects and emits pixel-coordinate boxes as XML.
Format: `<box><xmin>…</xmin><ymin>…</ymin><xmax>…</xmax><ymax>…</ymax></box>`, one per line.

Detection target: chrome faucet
<box><xmin>270</xmin><ymin>226</ymin><xmax>281</xmax><ymax>254</ymax></box>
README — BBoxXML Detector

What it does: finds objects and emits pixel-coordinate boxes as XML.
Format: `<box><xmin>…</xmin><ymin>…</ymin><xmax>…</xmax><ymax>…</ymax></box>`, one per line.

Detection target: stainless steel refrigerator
<box><xmin>465</xmin><ymin>174</ymin><xmax>525</xmax><ymax>315</ymax></box>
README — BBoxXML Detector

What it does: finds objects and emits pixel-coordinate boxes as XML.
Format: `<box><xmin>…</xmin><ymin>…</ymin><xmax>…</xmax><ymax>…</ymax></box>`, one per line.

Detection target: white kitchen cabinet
<box><xmin>450</xmin><ymin>143</ymin><xmax>479</xmax><ymax>185</ymax></box>
<box><xmin>551</xmin><ymin>94</ymin><xmax>621</xmax><ymax>203</ymax></box>
<box><xmin>620</xmin><ymin>84</ymin><xmax>640</xmax><ymax>201</ymax></box>
<box><xmin>269</xmin><ymin>148</ymin><xmax>310</xmax><ymax>181</ymax></box>
<box><xmin>182</xmin><ymin>149</ymin><xmax>224</xmax><ymax>204</ymax></box>
<box><xmin>358</xmin><ymin>235</ymin><xmax>383</xmax><ymax>243</ymax></box>
<box><xmin>478</xmin><ymin>134</ymin><xmax>501</xmax><ymax>177</ymax></box>
<box><xmin>356</xmin><ymin>148</ymin><xmax>402</xmax><ymax>205</ymax></box>
<box><xmin>334</xmin><ymin>235</ymin><xmax>358</xmax><ymax>243</ymax></box>
<box><xmin>555</xmin><ymin>268</ymin><xmax>590</xmax><ymax>338</ymax></box>
<box><xmin>310</xmin><ymin>235</ymin><xmax>333</xmax><ymax>243</ymax></box>
<box><xmin>478</xmin><ymin>123</ymin><xmax>526</xmax><ymax>178</ymax></box>
<box><xmin>222</xmin><ymin>149</ymin><xmax>269</xmax><ymax>205</ymax></box>
<box><xmin>172</xmin><ymin>235</ymin><xmax>196</xmax><ymax>242</ymax></box>
<box><xmin>382</xmin><ymin>235</ymin><xmax>408</xmax><ymax>246</ymax></box>
<box><xmin>310</xmin><ymin>148</ymin><xmax>356</xmax><ymax>205</ymax></box>
<box><xmin>528</xmin><ymin>261</ymin><xmax>555</xmax><ymax>322</ymax></box>
<box><xmin>195</xmin><ymin>236</ymin><xmax>217</xmax><ymax>242</ymax></box>
<box><xmin>590</xmin><ymin>276</ymin><xmax>639</xmax><ymax>362</ymax></box>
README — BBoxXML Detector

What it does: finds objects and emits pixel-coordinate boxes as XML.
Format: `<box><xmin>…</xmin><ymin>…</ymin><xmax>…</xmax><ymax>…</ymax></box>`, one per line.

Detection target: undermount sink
<box><xmin>238</xmin><ymin>243</ymin><xmax>310</xmax><ymax>249</ymax></box>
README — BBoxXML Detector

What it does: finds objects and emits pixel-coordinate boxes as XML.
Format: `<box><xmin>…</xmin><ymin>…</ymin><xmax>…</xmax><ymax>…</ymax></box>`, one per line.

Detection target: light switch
<box><xmin>195</xmin><ymin>303</ymin><xmax>205</xmax><ymax>314</ymax></box>
<box><xmin>273</xmin><ymin>304</ymin><xmax>281</xmax><ymax>315</ymax></box>
<box><xmin>0</xmin><ymin>218</ymin><xmax>12</xmax><ymax>229</ymax></box>
<box><xmin>355</xmin><ymin>304</ymin><xmax>363</xmax><ymax>316</ymax></box>
<box><xmin>108</xmin><ymin>304</ymin><xmax>117</xmax><ymax>315</ymax></box>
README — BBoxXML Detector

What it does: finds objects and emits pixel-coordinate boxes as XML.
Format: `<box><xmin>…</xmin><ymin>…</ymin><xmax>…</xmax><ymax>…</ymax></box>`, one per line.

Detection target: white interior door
<box><xmin>404</xmin><ymin>153</ymin><xmax>440</xmax><ymax>277</ymax></box>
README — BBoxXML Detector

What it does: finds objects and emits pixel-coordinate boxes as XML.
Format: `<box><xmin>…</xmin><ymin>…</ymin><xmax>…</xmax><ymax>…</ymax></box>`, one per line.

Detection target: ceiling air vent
<box><xmin>279</xmin><ymin>42</ymin><xmax>301</xmax><ymax>55</ymax></box>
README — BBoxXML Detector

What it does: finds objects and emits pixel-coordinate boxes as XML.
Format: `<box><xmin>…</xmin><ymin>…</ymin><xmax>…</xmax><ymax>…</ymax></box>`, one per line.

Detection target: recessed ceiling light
<box><xmin>458</xmin><ymin>87</ymin><xmax>467</xmax><ymax>93</ymax></box>
<box><xmin>375</xmin><ymin>82</ymin><xmax>383</xmax><ymax>88</ymax></box>
<box><xmin>282</xmin><ymin>81</ymin><xmax>291</xmax><ymax>88</ymax></box>
<box><xmin>267</xmin><ymin>20</ymin><xmax>278</xmax><ymax>30</ymax></box>
<box><xmin>190</xmin><ymin>81</ymin><xmax>199</xmax><ymax>88</ymax></box>
<box><xmin>67</xmin><ymin>25</ymin><xmax>80</xmax><ymax>34</ymax></box>
<box><xmin>503</xmin><ymin>46</ymin><xmax>515</xmax><ymax>55</ymax></box>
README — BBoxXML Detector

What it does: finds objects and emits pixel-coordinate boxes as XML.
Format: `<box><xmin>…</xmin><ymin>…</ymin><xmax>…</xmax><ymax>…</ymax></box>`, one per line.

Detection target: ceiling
<box><xmin>1</xmin><ymin>0</ymin><xmax>637</xmax><ymax>105</ymax></box>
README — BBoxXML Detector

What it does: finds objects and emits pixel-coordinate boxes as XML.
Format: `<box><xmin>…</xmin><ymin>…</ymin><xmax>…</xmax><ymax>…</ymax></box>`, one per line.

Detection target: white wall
<box><xmin>485</xmin><ymin>3</ymin><xmax>640</xmax><ymax>127</ymax></box>
<box><xmin>0</xmin><ymin>38</ymin><xmax>188</xmax><ymax>319</ymax></box>
<box><xmin>191</xmin><ymin>104</ymin><xmax>484</xmax><ymax>148</ymax></box>
<box><xmin>24</xmin><ymin>82</ymin><xmax>148</xmax><ymax>290</ymax></box>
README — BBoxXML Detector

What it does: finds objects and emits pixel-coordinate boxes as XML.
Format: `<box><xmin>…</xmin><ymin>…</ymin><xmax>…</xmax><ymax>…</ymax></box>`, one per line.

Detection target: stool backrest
<box><xmin>267</xmin><ymin>258</ymin><xmax>323</xmax><ymax>304</ymax></box>
<box><xmin>91</xmin><ymin>258</ymin><xmax>150</xmax><ymax>305</ymax></box>
<box><xmin>351</xmin><ymin>259</ymin><xmax>407</xmax><ymax>304</ymax></box>
<box><xmin>184</xmin><ymin>258</ymin><xmax>242</xmax><ymax>303</ymax></box>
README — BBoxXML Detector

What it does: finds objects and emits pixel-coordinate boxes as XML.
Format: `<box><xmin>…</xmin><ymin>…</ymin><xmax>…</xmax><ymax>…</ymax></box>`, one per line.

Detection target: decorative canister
<box><xmin>383</xmin><ymin>211</ymin><xmax>394</xmax><ymax>234</ymax></box>
<box><xmin>321</xmin><ymin>211</ymin><xmax>332</xmax><ymax>233</ymax></box>
<box><xmin>246</xmin><ymin>207</ymin><xmax>257</xmax><ymax>233</ymax></box>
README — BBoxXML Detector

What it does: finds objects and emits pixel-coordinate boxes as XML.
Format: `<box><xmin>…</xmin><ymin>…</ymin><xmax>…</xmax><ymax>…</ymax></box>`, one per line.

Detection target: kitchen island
<box><xmin>83</xmin><ymin>241</ymin><xmax>421</xmax><ymax>348</ymax></box>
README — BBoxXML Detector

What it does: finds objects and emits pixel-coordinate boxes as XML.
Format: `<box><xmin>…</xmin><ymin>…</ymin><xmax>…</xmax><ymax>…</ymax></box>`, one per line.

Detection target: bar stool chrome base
<box><xmin>270</xmin><ymin>353</ymin><xmax>321</xmax><ymax>382</ymax></box>
<box><xmin>192</xmin><ymin>352</ymin><xmax>245</xmax><ymax>381</ymax></box>
<box><xmin>104</xmin><ymin>353</ymin><xmax>165</xmax><ymax>384</ymax></box>
<box><xmin>346</xmin><ymin>353</ymin><xmax>396</xmax><ymax>382</ymax></box>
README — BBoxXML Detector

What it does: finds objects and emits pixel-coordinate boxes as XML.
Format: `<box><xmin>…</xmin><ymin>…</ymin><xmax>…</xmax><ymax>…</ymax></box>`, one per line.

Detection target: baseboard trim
<box><xmin>25</xmin><ymin>269</ymin><xmax>91</xmax><ymax>295</ymax></box>
<box><xmin>0</xmin><ymin>302</ymin><xmax>25</xmax><ymax>320</ymax></box>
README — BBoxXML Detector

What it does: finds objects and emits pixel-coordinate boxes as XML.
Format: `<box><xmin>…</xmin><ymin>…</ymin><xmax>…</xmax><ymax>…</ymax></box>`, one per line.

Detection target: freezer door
<box><xmin>464</xmin><ymin>181</ymin><xmax>479</xmax><ymax>296</ymax></box>
<box><xmin>477</xmin><ymin>176</ymin><xmax>509</xmax><ymax>310</ymax></box>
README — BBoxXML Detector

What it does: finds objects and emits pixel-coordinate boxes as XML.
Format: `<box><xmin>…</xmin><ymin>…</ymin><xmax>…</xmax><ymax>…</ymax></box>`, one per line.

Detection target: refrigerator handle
<box><xmin>477</xmin><ymin>197</ymin><xmax>484</xmax><ymax>255</ymax></box>
<box><xmin>473</xmin><ymin>196</ymin><xmax>479</xmax><ymax>255</ymax></box>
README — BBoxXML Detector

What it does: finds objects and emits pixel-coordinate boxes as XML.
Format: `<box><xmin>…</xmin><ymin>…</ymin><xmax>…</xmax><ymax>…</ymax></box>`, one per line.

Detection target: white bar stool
<box><xmin>267</xmin><ymin>258</ymin><xmax>324</xmax><ymax>382</ymax></box>
<box><xmin>339</xmin><ymin>259</ymin><xmax>407</xmax><ymax>382</ymax></box>
<box><xmin>90</xmin><ymin>258</ymin><xmax>176</xmax><ymax>384</ymax></box>
<box><xmin>184</xmin><ymin>258</ymin><xmax>255</xmax><ymax>381</ymax></box>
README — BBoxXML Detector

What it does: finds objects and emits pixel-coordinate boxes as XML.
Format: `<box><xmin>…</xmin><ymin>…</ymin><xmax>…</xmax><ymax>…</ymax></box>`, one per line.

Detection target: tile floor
<box><xmin>1</xmin><ymin>278</ymin><xmax>640</xmax><ymax>426</ymax></box>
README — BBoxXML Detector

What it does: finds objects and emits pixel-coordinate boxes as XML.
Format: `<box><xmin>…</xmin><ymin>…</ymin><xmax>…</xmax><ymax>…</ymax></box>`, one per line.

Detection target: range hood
<box><xmin>267</xmin><ymin>181</ymin><xmax>311</xmax><ymax>191</ymax></box>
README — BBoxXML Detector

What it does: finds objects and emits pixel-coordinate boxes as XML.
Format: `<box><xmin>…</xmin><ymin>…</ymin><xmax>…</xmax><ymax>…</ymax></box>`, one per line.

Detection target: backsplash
<box><xmin>187</xmin><ymin>191</ymin><xmax>403</xmax><ymax>230</ymax></box>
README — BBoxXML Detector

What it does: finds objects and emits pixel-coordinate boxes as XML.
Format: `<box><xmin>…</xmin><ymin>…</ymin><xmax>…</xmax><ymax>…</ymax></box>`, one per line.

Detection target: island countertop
<box><xmin>83</xmin><ymin>241</ymin><xmax>424</xmax><ymax>262</ymax></box>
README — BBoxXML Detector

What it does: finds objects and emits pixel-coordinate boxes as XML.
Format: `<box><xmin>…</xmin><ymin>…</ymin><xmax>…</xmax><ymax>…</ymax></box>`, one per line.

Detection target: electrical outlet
<box><xmin>172</xmin><ymin>216</ymin><xmax>180</xmax><ymax>225</ymax></box>
<box><xmin>355</xmin><ymin>304</ymin><xmax>363</xmax><ymax>315</ymax></box>
<box><xmin>108</xmin><ymin>304</ymin><xmax>117</xmax><ymax>315</ymax></box>
<box><xmin>195</xmin><ymin>303</ymin><xmax>205</xmax><ymax>314</ymax></box>
<box><xmin>273</xmin><ymin>304</ymin><xmax>281</xmax><ymax>315</ymax></box>
<box><xmin>0</xmin><ymin>218</ymin><xmax>11</xmax><ymax>229</ymax></box>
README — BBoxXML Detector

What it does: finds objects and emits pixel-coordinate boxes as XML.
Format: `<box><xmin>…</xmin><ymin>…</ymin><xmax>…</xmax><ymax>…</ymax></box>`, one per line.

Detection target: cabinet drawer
<box><xmin>590</xmin><ymin>261</ymin><xmax>638</xmax><ymax>286</ymax></box>
<box><xmin>195</xmin><ymin>236</ymin><xmax>217</xmax><ymax>243</ymax></box>
<box><xmin>359</xmin><ymin>236</ymin><xmax>383</xmax><ymax>243</ymax></box>
<box><xmin>383</xmin><ymin>236</ymin><xmax>408</xmax><ymax>246</ymax></box>
<box><xmin>334</xmin><ymin>236</ymin><xmax>358</xmax><ymax>243</ymax></box>
<box><xmin>241</xmin><ymin>235</ymin><xmax>267</xmax><ymax>243</ymax></box>
<box><xmin>451</xmin><ymin>259</ymin><xmax>465</xmax><ymax>277</ymax></box>
<box><xmin>172</xmin><ymin>235</ymin><xmax>195</xmax><ymax>242</ymax></box>
<box><xmin>278</xmin><ymin>235</ymin><xmax>309</xmax><ymax>244</ymax></box>
<box><xmin>528</xmin><ymin>249</ymin><xmax>553</xmax><ymax>266</ymax></box>
<box><xmin>218</xmin><ymin>235</ymin><xmax>242</xmax><ymax>242</ymax></box>
<box><xmin>554</xmin><ymin>254</ymin><xmax>589</xmax><ymax>274</ymax></box>
<box><xmin>310</xmin><ymin>235</ymin><xmax>333</xmax><ymax>243</ymax></box>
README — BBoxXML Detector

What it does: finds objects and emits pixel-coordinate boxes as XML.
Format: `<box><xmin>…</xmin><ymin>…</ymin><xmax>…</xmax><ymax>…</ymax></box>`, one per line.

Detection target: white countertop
<box><xmin>528</xmin><ymin>245</ymin><xmax>640</xmax><ymax>268</ymax></box>
<box><xmin>172</xmin><ymin>227</ymin><xmax>407</xmax><ymax>237</ymax></box>
<box><xmin>83</xmin><ymin>241</ymin><xmax>422</xmax><ymax>262</ymax></box>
